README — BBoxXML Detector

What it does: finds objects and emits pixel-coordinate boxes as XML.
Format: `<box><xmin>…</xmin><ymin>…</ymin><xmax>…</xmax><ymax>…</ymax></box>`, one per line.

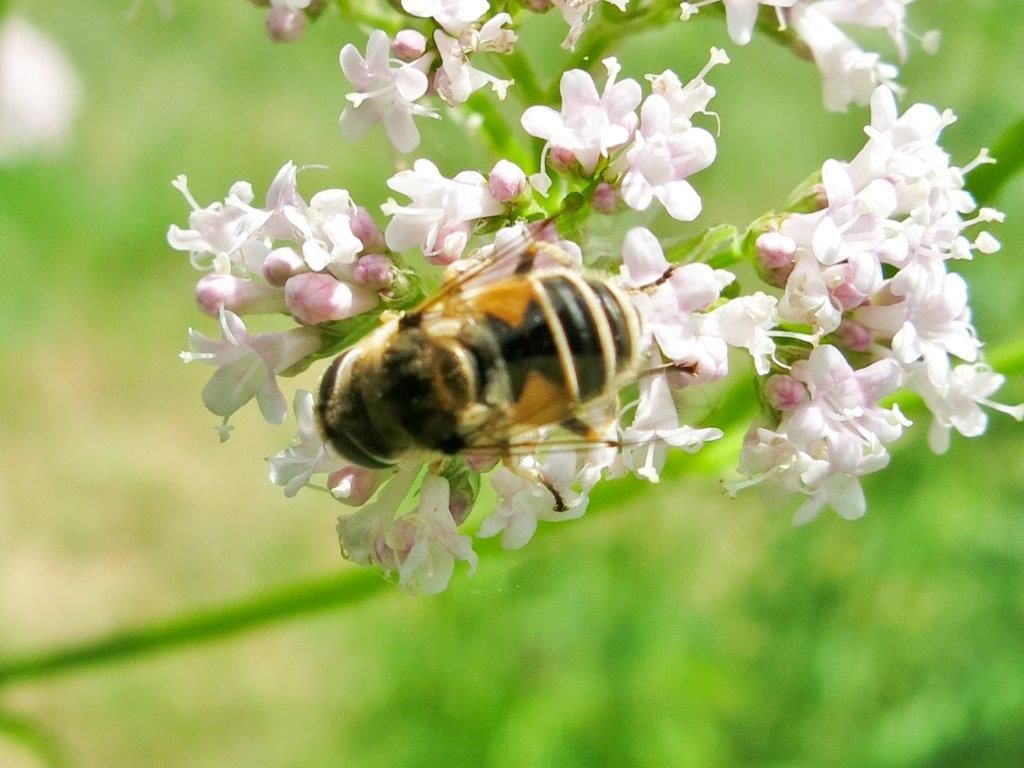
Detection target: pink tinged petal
<box><xmin>382</xmin><ymin>109</ymin><xmax>422</xmax><ymax>154</ymax></box>
<box><xmin>855</xmin><ymin>359</ymin><xmax>902</xmax><ymax>402</ymax></box>
<box><xmin>825</xmin><ymin>474</ymin><xmax>866</xmax><ymax>521</ymax></box>
<box><xmin>339</xmin><ymin>43</ymin><xmax>369</xmax><ymax>85</ymax></box>
<box><xmin>621</xmin><ymin>227</ymin><xmax>667</xmax><ymax>285</ymax></box>
<box><xmin>892</xmin><ymin>321</ymin><xmax>921</xmax><ymax>363</ymax></box>
<box><xmin>339</xmin><ymin>103</ymin><xmax>379</xmax><ymax>141</ymax></box>
<box><xmin>393</xmin><ymin>64</ymin><xmax>429</xmax><ymax>102</ymax></box>
<box><xmin>520</xmin><ymin>105</ymin><xmax>563</xmax><ymax>141</ymax></box>
<box><xmin>285</xmin><ymin>273</ymin><xmax>380</xmax><ymax>325</ymax></box>
<box><xmin>559</xmin><ymin>69</ymin><xmax>601</xmax><ymax>107</ymax></box>
<box><xmin>927</xmin><ymin>419</ymin><xmax>952</xmax><ymax>454</ymax></box>
<box><xmin>194</xmin><ymin>274</ymin><xmax>287</xmax><ymax>316</ymax></box>
<box><xmin>821</xmin><ymin>159</ymin><xmax>854</xmax><ymax>206</ymax></box>
<box><xmin>722</xmin><ymin>0</ymin><xmax>760</xmax><ymax>45</ymax></box>
<box><xmin>364</xmin><ymin>29</ymin><xmax>391</xmax><ymax>73</ymax></box>
<box><xmin>812</xmin><ymin>216</ymin><xmax>843</xmax><ymax>264</ymax></box>
<box><xmin>654</xmin><ymin>180</ymin><xmax>702</xmax><ymax>221</ymax></box>
<box><xmin>202</xmin><ymin>354</ymin><xmax>267</xmax><ymax>418</ymax></box>
<box><xmin>257</xmin><ymin>376</ymin><xmax>289</xmax><ymax>424</ymax></box>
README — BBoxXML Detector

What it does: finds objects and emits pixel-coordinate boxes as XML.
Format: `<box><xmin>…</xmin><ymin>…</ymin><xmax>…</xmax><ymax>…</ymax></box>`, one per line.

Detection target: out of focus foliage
<box><xmin>0</xmin><ymin>1</ymin><xmax>1021</xmax><ymax>767</ymax></box>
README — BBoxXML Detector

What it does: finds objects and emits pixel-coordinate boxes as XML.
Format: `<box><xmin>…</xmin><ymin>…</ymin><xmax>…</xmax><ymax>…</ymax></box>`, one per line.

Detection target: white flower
<box><xmin>857</xmin><ymin>261</ymin><xmax>979</xmax><ymax>386</ymax></box>
<box><xmin>732</xmin><ymin>345</ymin><xmax>908</xmax><ymax>524</ymax></box>
<box><xmin>401</xmin><ymin>0</ymin><xmax>490</xmax><ymax>35</ymax></box>
<box><xmin>269</xmin><ymin>390</ymin><xmax>346</xmax><ymax>496</ymax></box>
<box><xmin>339</xmin><ymin>471</ymin><xmax>476</xmax><ymax>595</ymax></box>
<box><xmin>167</xmin><ymin>175</ymin><xmax>272</xmax><ymax>275</ymax></box>
<box><xmin>791</xmin><ymin>4</ymin><xmax>899</xmax><ymax>113</ymax></box>
<box><xmin>702</xmin><ymin>293</ymin><xmax>779</xmax><ymax>376</ymax></box>
<box><xmin>479</xmin><ymin>452</ymin><xmax>587</xmax><ymax>549</ymax></box>
<box><xmin>521</xmin><ymin>58</ymin><xmax>641</xmax><ymax>176</ymax></box>
<box><xmin>909</xmin><ymin>363</ymin><xmax>1024</xmax><ymax>454</ymax></box>
<box><xmin>552</xmin><ymin>0</ymin><xmax>628</xmax><ymax>50</ymax></box>
<box><xmin>180</xmin><ymin>309</ymin><xmax>320</xmax><ymax>432</ymax></box>
<box><xmin>339</xmin><ymin>30</ymin><xmax>437</xmax><ymax>153</ymax></box>
<box><xmin>432</xmin><ymin>29</ymin><xmax>512</xmax><ymax>105</ymax></box>
<box><xmin>618</xmin><ymin>93</ymin><xmax>716</xmax><ymax>221</ymax></box>
<box><xmin>621</xmin><ymin>373</ymin><xmax>723</xmax><ymax>482</ymax></box>
<box><xmin>619</xmin><ymin>227</ymin><xmax>734</xmax><ymax>382</ymax></box>
<box><xmin>283</xmin><ymin>188</ymin><xmax>365</xmax><ymax>274</ymax></box>
<box><xmin>382</xmin><ymin>159</ymin><xmax>503</xmax><ymax>263</ymax></box>
<box><xmin>679</xmin><ymin>1</ymin><xmax>796</xmax><ymax>46</ymax></box>
<box><xmin>0</xmin><ymin>16</ymin><xmax>81</xmax><ymax>163</ymax></box>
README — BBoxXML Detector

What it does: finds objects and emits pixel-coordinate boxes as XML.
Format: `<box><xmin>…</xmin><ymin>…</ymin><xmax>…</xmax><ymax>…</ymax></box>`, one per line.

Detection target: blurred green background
<box><xmin>1</xmin><ymin>1</ymin><xmax>1023</xmax><ymax>766</ymax></box>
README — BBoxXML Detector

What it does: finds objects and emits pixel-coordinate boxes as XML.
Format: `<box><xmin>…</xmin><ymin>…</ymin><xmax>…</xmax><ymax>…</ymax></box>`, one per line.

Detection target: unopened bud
<box><xmin>266</xmin><ymin>7</ymin><xmax>306</xmax><ymax>43</ymax></box>
<box><xmin>523</xmin><ymin>0</ymin><xmax>552</xmax><ymax>10</ymax></box>
<box><xmin>755</xmin><ymin>230</ymin><xmax>796</xmax><ymax>287</ymax></box>
<box><xmin>329</xmin><ymin>466</ymin><xmax>384</xmax><ymax>507</ymax></box>
<box><xmin>488</xmin><ymin>159</ymin><xmax>527</xmax><ymax>202</ymax></box>
<box><xmin>195</xmin><ymin>274</ymin><xmax>286</xmax><ymax>316</ymax></box>
<box><xmin>836</xmin><ymin>319</ymin><xmax>873</xmax><ymax>353</ymax></box>
<box><xmin>764</xmin><ymin>374</ymin><xmax>809</xmax><ymax>412</ymax></box>
<box><xmin>756</xmin><ymin>231</ymin><xmax>796</xmax><ymax>269</ymax></box>
<box><xmin>349</xmin><ymin>206</ymin><xmax>386</xmax><ymax>252</ymax></box>
<box><xmin>548</xmin><ymin>144</ymin><xmax>577</xmax><ymax>173</ymax></box>
<box><xmin>427</xmin><ymin>225</ymin><xmax>470</xmax><ymax>266</ymax></box>
<box><xmin>592</xmin><ymin>182</ymin><xmax>618</xmax><ymax>214</ymax></box>
<box><xmin>261</xmin><ymin>246</ymin><xmax>306</xmax><ymax>287</ymax></box>
<box><xmin>284</xmin><ymin>272</ymin><xmax>379</xmax><ymax>325</ymax></box>
<box><xmin>392</xmin><ymin>29</ymin><xmax>427</xmax><ymax>61</ymax></box>
<box><xmin>352</xmin><ymin>254</ymin><xmax>394</xmax><ymax>290</ymax></box>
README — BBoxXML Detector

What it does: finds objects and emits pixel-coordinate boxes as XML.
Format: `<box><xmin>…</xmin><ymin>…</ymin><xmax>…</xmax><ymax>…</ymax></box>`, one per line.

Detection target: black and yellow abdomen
<box><xmin>316</xmin><ymin>267</ymin><xmax>642</xmax><ymax>468</ymax></box>
<box><xmin>463</xmin><ymin>269</ymin><xmax>641</xmax><ymax>429</ymax></box>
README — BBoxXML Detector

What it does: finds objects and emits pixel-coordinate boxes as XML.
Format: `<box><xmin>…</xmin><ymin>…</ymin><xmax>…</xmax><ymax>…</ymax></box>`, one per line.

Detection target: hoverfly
<box><xmin>316</xmin><ymin>220</ymin><xmax>662</xmax><ymax>510</ymax></box>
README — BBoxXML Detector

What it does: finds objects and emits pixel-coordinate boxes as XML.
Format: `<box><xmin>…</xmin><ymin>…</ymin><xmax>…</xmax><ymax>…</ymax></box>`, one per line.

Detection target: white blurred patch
<box><xmin>0</xmin><ymin>16</ymin><xmax>81</xmax><ymax>164</ymax></box>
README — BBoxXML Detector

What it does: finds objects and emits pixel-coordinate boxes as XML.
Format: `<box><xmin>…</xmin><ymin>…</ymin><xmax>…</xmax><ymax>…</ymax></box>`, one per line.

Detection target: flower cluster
<box><xmin>523</xmin><ymin>50</ymin><xmax>727</xmax><ymax>219</ymax></box>
<box><xmin>734</xmin><ymin>86</ymin><xmax>1019</xmax><ymax>522</ymax></box>
<box><xmin>680</xmin><ymin>0</ymin><xmax>939</xmax><ymax>111</ymax></box>
<box><xmin>168</xmin><ymin>0</ymin><xmax>1019</xmax><ymax>593</ymax></box>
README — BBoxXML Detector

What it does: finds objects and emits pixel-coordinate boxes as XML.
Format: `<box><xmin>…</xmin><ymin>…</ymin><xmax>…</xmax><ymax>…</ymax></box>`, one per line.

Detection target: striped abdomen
<box><xmin>463</xmin><ymin>269</ymin><xmax>642</xmax><ymax>429</ymax></box>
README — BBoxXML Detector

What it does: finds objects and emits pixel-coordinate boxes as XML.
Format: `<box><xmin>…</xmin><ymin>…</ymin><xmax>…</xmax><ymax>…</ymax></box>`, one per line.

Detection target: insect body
<box><xmin>316</xmin><ymin>243</ymin><xmax>643</xmax><ymax>477</ymax></box>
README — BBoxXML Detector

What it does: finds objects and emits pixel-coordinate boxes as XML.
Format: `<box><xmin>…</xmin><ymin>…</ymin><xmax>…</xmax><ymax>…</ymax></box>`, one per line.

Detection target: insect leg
<box><xmin>500</xmin><ymin>453</ymin><xmax>569</xmax><ymax>513</ymax></box>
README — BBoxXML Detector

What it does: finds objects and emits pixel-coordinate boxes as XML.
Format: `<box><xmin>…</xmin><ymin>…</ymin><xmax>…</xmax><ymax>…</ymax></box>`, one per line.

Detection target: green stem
<box><xmin>0</xmin><ymin>570</ymin><xmax>385</xmax><ymax>688</ymax></box>
<box><xmin>0</xmin><ymin>711</ymin><xmax>67</xmax><ymax>768</ymax></box>
<box><xmin>494</xmin><ymin>48</ymin><xmax>546</xmax><ymax>107</ymax></box>
<box><xmin>463</xmin><ymin>93</ymin><xmax>533</xmax><ymax>169</ymax></box>
<box><xmin>2</xmin><ymin>338</ymin><xmax>1022</xmax><ymax>688</ymax></box>
<box><xmin>334</xmin><ymin>0</ymin><xmax>404</xmax><ymax>35</ymax></box>
<box><xmin>965</xmin><ymin>116</ymin><xmax>1024</xmax><ymax>205</ymax></box>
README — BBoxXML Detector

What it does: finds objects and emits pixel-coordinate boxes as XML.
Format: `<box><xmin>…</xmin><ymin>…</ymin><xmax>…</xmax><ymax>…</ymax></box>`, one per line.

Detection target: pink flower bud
<box><xmin>523</xmin><ymin>0</ymin><xmax>552</xmax><ymax>10</ymax></box>
<box><xmin>266</xmin><ymin>7</ymin><xmax>306</xmax><ymax>43</ymax></box>
<box><xmin>195</xmin><ymin>274</ymin><xmax>286</xmax><ymax>316</ymax></box>
<box><xmin>329</xmin><ymin>466</ymin><xmax>384</xmax><ymax>507</ymax></box>
<box><xmin>449</xmin><ymin>491</ymin><xmax>473</xmax><ymax>525</ymax></box>
<box><xmin>756</xmin><ymin>231</ymin><xmax>796</xmax><ymax>269</ymax></box>
<box><xmin>465</xmin><ymin>452</ymin><xmax>500</xmax><ymax>473</ymax></box>
<box><xmin>426</xmin><ymin>224</ymin><xmax>469</xmax><ymax>266</ymax></box>
<box><xmin>548</xmin><ymin>144</ymin><xmax>577</xmax><ymax>173</ymax></box>
<box><xmin>392</xmin><ymin>29</ymin><xmax>427</xmax><ymax>61</ymax></box>
<box><xmin>488</xmin><ymin>160</ymin><xmax>527</xmax><ymax>202</ymax></box>
<box><xmin>836</xmin><ymin>319</ymin><xmax>874</xmax><ymax>353</ymax></box>
<box><xmin>592</xmin><ymin>182</ymin><xmax>618</xmax><ymax>214</ymax></box>
<box><xmin>284</xmin><ymin>273</ymin><xmax>379</xmax><ymax>325</ymax></box>
<box><xmin>831</xmin><ymin>281</ymin><xmax>868</xmax><ymax>312</ymax></box>
<box><xmin>764</xmin><ymin>374</ymin><xmax>809</xmax><ymax>412</ymax></box>
<box><xmin>261</xmin><ymin>246</ymin><xmax>306</xmax><ymax>287</ymax></box>
<box><xmin>352</xmin><ymin>254</ymin><xmax>394</xmax><ymax>290</ymax></box>
<box><xmin>349</xmin><ymin>206</ymin><xmax>386</xmax><ymax>253</ymax></box>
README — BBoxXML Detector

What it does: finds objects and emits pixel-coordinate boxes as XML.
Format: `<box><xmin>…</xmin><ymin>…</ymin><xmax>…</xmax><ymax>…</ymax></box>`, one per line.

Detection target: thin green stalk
<box><xmin>494</xmin><ymin>48</ymin><xmax>546</xmax><ymax>107</ymax></box>
<box><xmin>0</xmin><ymin>711</ymin><xmax>67</xmax><ymax>768</ymax></box>
<box><xmin>0</xmin><ymin>570</ymin><xmax>385</xmax><ymax>688</ymax></box>
<box><xmin>1</xmin><ymin>338</ymin><xmax>1021</xmax><ymax>689</ymax></box>
<box><xmin>965</xmin><ymin>116</ymin><xmax>1024</xmax><ymax>205</ymax></box>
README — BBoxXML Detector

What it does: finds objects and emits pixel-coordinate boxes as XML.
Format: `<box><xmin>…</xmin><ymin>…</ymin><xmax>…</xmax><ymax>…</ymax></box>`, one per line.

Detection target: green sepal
<box><xmin>664</xmin><ymin>224</ymin><xmax>741</xmax><ymax>267</ymax></box>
